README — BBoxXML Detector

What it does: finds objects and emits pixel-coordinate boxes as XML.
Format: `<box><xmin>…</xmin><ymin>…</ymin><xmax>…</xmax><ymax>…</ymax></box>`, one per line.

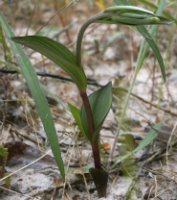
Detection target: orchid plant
<box><xmin>11</xmin><ymin>5</ymin><xmax>171</xmax><ymax>197</ymax></box>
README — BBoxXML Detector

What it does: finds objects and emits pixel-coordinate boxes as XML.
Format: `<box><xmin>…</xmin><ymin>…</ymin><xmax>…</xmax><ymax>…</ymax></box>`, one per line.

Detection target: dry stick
<box><xmin>113</xmin><ymin>86</ymin><xmax>177</xmax><ymax>117</ymax></box>
<box><xmin>61</xmin><ymin>138</ymin><xmax>75</xmax><ymax>200</ymax></box>
<box><xmin>0</xmin><ymin>69</ymin><xmax>74</xmax><ymax>81</ymax></box>
<box><xmin>35</xmin><ymin>0</ymin><xmax>76</xmax><ymax>34</ymax></box>
<box><xmin>166</xmin><ymin>121</ymin><xmax>177</xmax><ymax>164</ymax></box>
<box><xmin>75</xmin><ymin>134</ymin><xmax>92</xmax><ymax>200</ymax></box>
<box><xmin>150</xmin><ymin>59</ymin><xmax>156</xmax><ymax>109</ymax></box>
<box><xmin>25</xmin><ymin>0</ymin><xmax>39</xmax><ymax>36</ymax></box>
<box><xmin>1</xmin><ymin>69</ymin><xmax>177</xmax><ymax>117</ymax></box>
<box><xmin>0</xmin><ymin>69</ymin><xmax>98</xmax><ymax>85</ymax></box>
<box><xmin>0</xmin><ymin>186</ymin><xmax>41</xmax><ymax>200</ymax></box>
<box><xmin>128</xmin><ymin>89</ymin><xmax>177</xmax><ymax>117</ymax></box>
<box><xmin>52</xmin><ymin>0</ymin><xmax>72</xmax><ymax>44</ymax></box>
<box><xmin>0</xmin><ymin>151</ymin><xmax>50</xmax><ymax>183</ymax></box>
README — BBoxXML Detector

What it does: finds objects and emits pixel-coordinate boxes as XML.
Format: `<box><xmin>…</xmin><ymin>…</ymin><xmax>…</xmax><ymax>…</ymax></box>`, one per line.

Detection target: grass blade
<box><xmin>133</xmin><ymin>129</ymin><xmax>158</xmax><ymax>153</ymax></box>
<box><xmin>136</xmin><ymin>25</ymin><xmax>166</xmax><ymax>80</ymax></box>
<box><xmin>0</xmin><ymin>13</ymin><xmax>65</xmax><ymax>178</ymax></box>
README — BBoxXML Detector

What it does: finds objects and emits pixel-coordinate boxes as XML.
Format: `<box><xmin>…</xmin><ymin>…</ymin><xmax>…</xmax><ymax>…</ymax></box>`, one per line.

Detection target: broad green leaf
<box><xmin>12</xmin><ymin>36</ymin><xmax>87</xmax><ymax>89</ymax></box>
<box><xmin>0</xmin><ymin>13</ymin><xmax>65</xmax><ymax>178</ymax></box>
<box><xmin>81</xmin><ymin>82</ymin><xmax>112</xmax><ymax>141</ymax></box>
<box><xmin>68</xmin><ymin>103</ymin><xmax>85</xmax><ymax>137</ymax></box>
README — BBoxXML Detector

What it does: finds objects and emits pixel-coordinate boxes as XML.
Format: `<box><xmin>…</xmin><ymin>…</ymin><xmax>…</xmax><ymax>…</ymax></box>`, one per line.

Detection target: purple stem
<box><xmin>80</xmin><ymin>90</ymin><xmax>102</xmax><ymax>169</ymax></box>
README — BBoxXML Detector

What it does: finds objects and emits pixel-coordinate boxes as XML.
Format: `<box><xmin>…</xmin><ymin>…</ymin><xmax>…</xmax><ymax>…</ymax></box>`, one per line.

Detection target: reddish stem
<box><xmin>91</xmin><ymin>141</ymin><xmax>101</xmax><ymax>169</ymax></box>
<box><xmin>80</xmin><ymin>90</ymin><xmax>102</xmax><ymax>169</ymax></box>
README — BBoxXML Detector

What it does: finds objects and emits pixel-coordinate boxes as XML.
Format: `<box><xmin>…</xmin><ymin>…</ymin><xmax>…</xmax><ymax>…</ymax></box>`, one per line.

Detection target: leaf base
<box><xmin>89</xmin><ymin>167</ymin><xmax>109</xmax><ymax>198</ymax></box>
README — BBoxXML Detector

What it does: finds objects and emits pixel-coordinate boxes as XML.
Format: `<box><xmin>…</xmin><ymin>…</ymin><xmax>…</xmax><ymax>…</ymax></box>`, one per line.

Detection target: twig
<box><xmin>113</xmin><ymin>87</ymin><xmax>177</xmax><ymax>117</ymax></box>
<box><xmin>0</xmin><ymin>69</ymin><xmax>99</xmax><ymax>86</ymax></box>
<box><xmin>0</xmin><ymin>186</ymin><xmax>41</xmax><ymax>200</ymax></box>
<box><xmin>52</xmin><ymin>0</ymin><xmax>72</xmax><ymax>44</ymax></box>
<box><xmin>0</xmin><ymin>150</ymin><xmax>51</xmax><ymax>182</ymax></box>
<box><xmin>35</xmin><ymin>0</ymin><xmax>77</xmax><ymax>34</ymax></box>
<box><xmin>1</xmin><ymin>69</ymin><xmax>177</xmax><ymax>117</ymax></box>
<box><xmin>129</xmin><ymin>89</ymin><xmax>177</xmax><ymax>117</ymax></box>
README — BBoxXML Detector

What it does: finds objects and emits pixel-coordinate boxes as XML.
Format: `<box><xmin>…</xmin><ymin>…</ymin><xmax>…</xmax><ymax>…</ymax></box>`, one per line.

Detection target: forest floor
<box><xmin>0</xmin><ymin>1</ymin><xmax>177</xmax><ymax>200</ymax></box>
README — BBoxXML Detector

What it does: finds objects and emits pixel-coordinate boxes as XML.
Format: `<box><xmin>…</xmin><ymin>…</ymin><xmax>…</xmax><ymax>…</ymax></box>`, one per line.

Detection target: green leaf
<box><xmin>12</xmin><ymin>36</ymin><xmax>87</xmax><ymax>89</ymax></box>
<box><xmin>113</xmin><ymin>0</ymin><xmax>169</xmax><ymax>82</ymax></box>
<box><xmin>136</xmin><ymin>25</ymin><xmax>166</xmax><ymax>81</ymax></box>
<box><xmin>68</xmin><ymin>103</ymin><xmax>85</xmax><ymax>137</ymax></box>
<box><xmin>133</xmin><ymin>124</ymin><xmax>160</xmax><ymax>153</ymax></box>
<box><xmin>105</xmin><ymin>5</ymin><xmax>155</xmax><ymax>16</ymax></box>
<box><xmin>0</xmin><ymin>13</ymin><xmax>65</xmax><ymax>178</ymax></box>
<box><xmin>81</xmin><ymin>82</ymin><xmax>112</xmax><ymax>140</ymax></box>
